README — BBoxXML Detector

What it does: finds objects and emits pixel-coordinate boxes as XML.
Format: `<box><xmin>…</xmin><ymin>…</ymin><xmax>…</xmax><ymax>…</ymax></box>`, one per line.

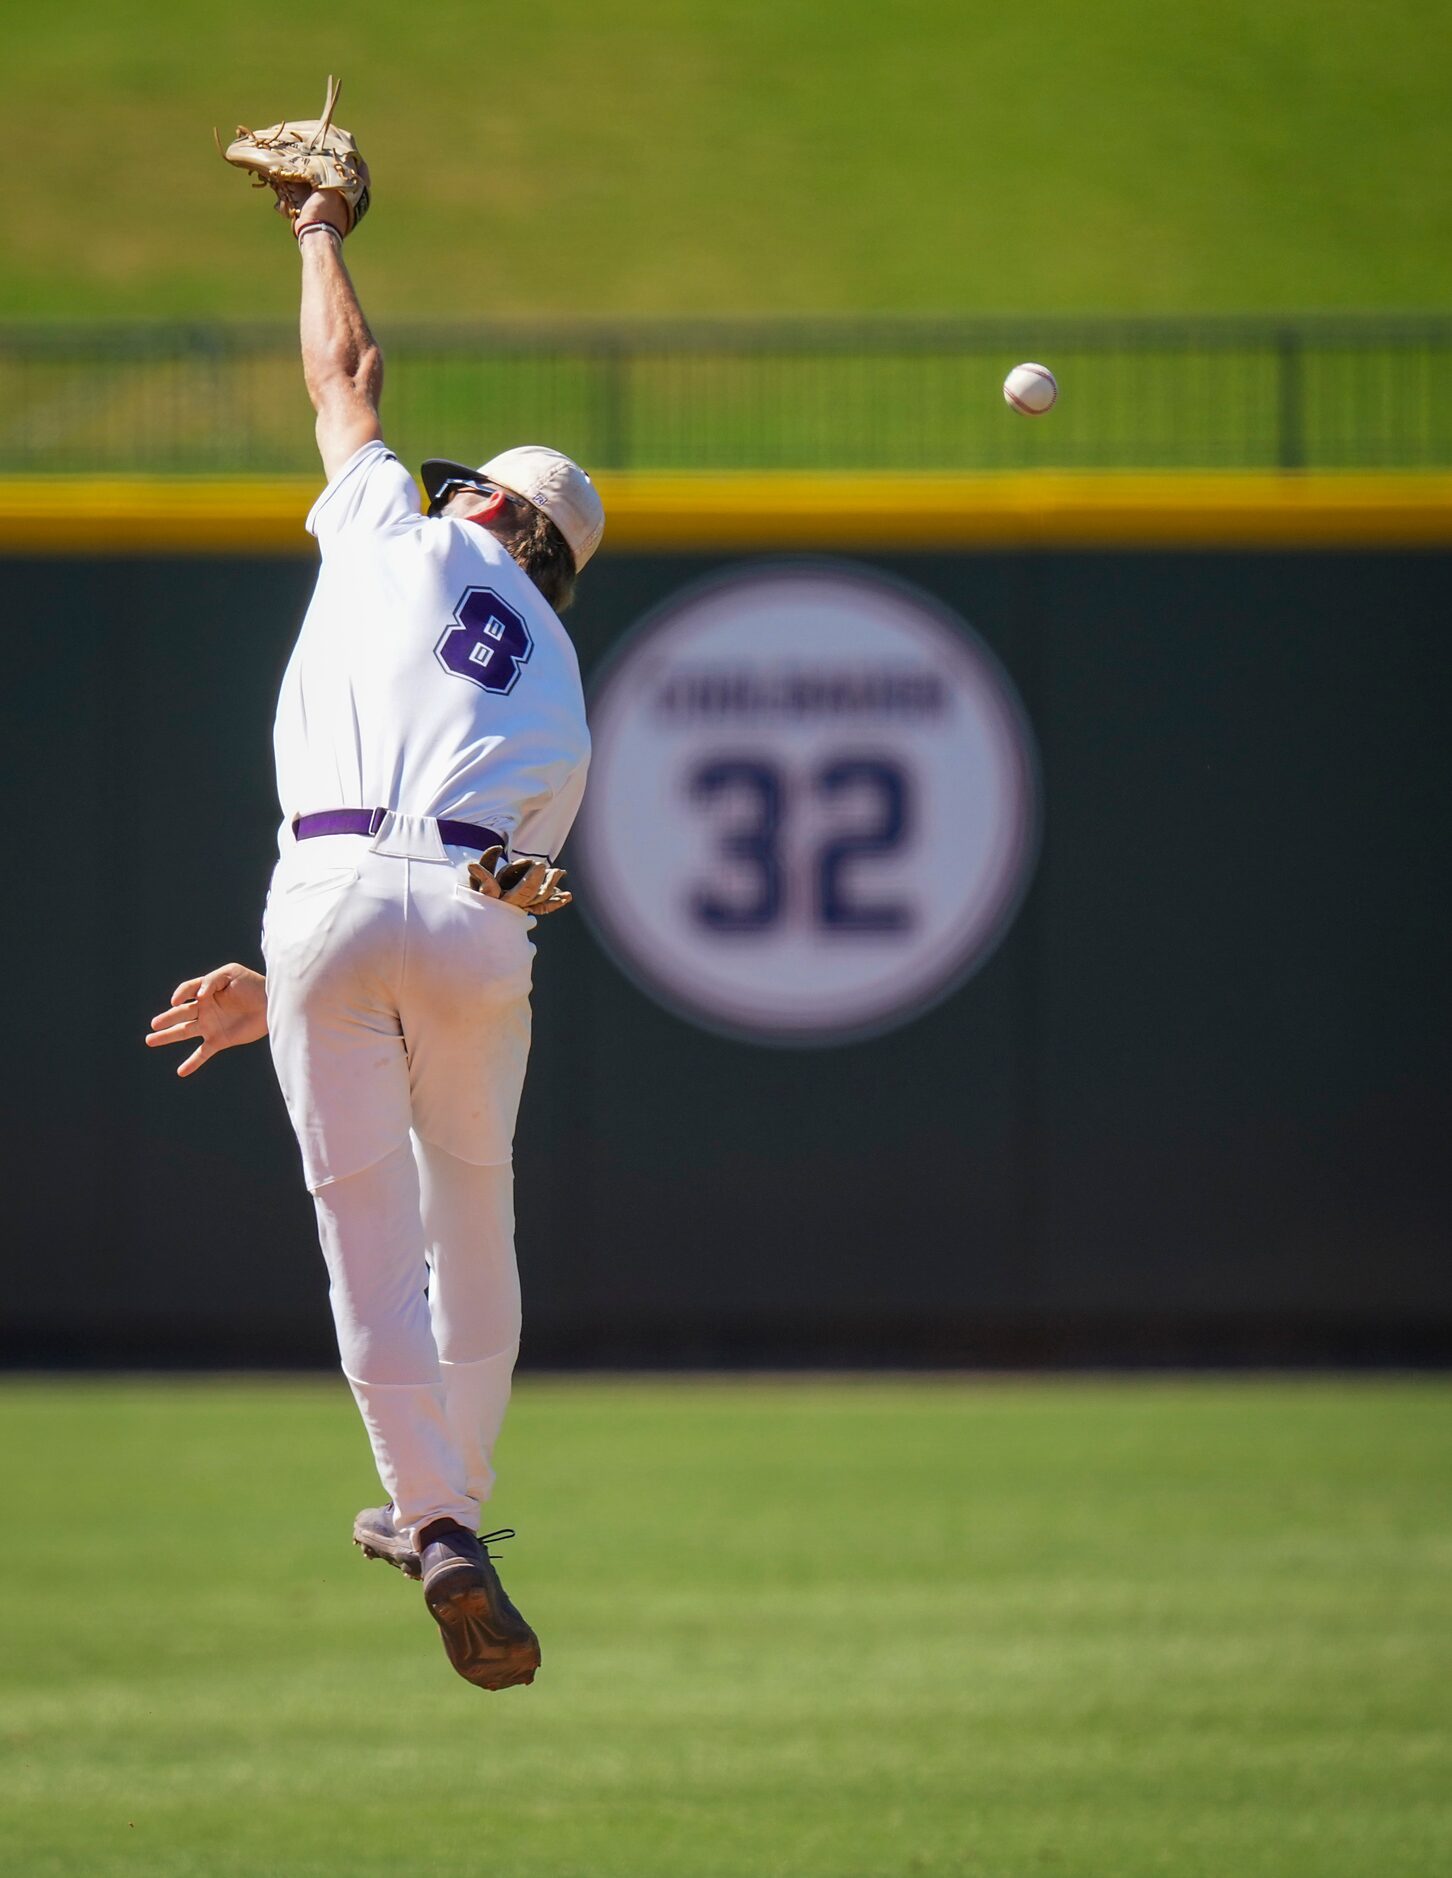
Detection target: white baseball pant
<box><xmin>262</xmin><ymin>820</ymin><xmax>535</xmax><ymax>1541</ymax></box>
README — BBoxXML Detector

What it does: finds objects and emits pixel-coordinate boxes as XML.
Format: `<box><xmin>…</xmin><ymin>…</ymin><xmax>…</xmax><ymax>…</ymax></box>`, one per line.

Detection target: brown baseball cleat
<box><xmin>418</xmin><ymin>1522</ymin><xmax>541</xmax><ymax>1690</ymax></box>
<box><xmin>352</xmin><ymin>1503</ymin><xmax>422</xmax><ymax>1579</ymax></box>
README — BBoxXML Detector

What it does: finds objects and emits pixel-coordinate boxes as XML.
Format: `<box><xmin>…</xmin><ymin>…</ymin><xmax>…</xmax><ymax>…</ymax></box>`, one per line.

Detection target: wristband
<box><xmin>296</xmin><ymin>220</ymin><xmax>343</xmax><ymax>247</ymax></box>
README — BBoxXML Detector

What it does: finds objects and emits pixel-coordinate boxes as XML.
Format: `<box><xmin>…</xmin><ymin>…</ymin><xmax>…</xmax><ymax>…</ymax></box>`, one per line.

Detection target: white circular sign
<box><xmin>575</xmin><ymin>561</ymin><xmax>1040</xmax><ymax>1045</ymax></box>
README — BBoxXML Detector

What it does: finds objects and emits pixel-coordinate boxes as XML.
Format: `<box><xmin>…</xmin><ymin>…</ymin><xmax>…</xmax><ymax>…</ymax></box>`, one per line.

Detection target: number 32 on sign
<box><xmin>576</xmin><ymin>562</ymin><xmax>1040</xmax><ymax>1047</ymax></box>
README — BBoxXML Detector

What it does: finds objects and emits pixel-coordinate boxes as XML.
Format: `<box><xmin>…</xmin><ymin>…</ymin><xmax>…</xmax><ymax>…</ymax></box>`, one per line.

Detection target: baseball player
<box><xmin>146</xmin><ymin>103</ymin><xmax>602</xmax><ymax>1692</ymax></box>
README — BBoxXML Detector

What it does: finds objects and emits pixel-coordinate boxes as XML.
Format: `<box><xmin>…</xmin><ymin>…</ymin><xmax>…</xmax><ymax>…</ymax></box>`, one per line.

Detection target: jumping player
<box><xmin>146</xmin><ymin>181</ymin><xmax>603</xmax><ymax>1691</ymax></box>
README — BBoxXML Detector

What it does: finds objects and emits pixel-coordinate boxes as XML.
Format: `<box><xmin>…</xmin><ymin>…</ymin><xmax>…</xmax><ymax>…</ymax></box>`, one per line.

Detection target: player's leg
<box><xmin>416</xmin><ymin>1138</ymin><xmax>522</xmax><ymax>1514</ymax></box>
<box><xmin>310</xmin><ymin>1139</ymin><xmax>476</xmax><ymax>1540</ymax></box>
<box><xmin>263</xmin><ymin>842</ymin><xmax>475</xmax><ymax>1545</ymax></box>
<box><xmin>387</xmin><ymin>872</ymin><xmax>542</xmax><ymax>1687</ymax></box>
<box><xmin>279</xmin><ymin>976</ymin><xmax>538</xmax><ymax>1686</ymax></box>
<box><xmin>401</xmin><ymin>878</ymin><xmax>535</xmax><ymax>1521</ymax></box>
<box><xmin>402</xmin><ymin>1149</ymin><xmax>540</xmax><ymax>1689</ymax></box>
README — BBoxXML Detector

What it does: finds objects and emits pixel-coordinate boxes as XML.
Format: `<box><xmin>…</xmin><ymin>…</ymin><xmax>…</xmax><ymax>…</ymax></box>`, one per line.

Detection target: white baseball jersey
<box><xmin>274</xmin><ymin>438</ymin><xmax>590</xmax><ymax>859</ymax></box>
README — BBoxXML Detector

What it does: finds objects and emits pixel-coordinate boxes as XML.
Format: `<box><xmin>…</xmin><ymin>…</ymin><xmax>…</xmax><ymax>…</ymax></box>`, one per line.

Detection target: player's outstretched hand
<box><xmin>467</xmin><ymin>847</ymin><xmax>573</xmax><ymax>918</ymax></box>
<box><xmin>146</xmin><ymin>963</ymin><xmax>269</xmax><ymax>1078</ymax></box>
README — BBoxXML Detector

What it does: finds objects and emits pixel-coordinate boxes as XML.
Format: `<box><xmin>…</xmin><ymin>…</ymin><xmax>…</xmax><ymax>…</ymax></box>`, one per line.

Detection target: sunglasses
<box><xmin>429</xmin><ymin>477</ymin><xmax>509</xmax><ymax>515</ymax></box>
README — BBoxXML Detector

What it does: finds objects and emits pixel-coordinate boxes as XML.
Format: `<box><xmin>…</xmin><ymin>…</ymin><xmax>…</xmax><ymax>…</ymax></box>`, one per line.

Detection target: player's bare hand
<box><xmin>145</xmin><ymin>962</ymin><xmax>269</xmax><ymax>1077</ymax></box>
<box><xmin>467</xmin><ymin>847</ymin><xmax>573</xmax><ymax>918</ymax></box>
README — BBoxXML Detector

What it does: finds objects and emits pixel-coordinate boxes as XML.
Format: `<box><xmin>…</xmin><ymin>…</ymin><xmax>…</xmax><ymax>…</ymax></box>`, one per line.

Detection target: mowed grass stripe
<box><xmin>1</xmin><ymin>1377</ymin><xmax>1449</xmax><ymax>1876</ymax></box>
<box><xmin>2</xmin><ymin>0</ymin><xmax>1451</xmax><ymax>319</ymax></box>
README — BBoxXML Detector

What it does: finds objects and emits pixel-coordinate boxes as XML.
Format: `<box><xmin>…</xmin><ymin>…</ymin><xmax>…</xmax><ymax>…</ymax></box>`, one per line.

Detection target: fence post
<box><xmin>1276</xmin><ymin>326</ymin><xmax>1304</xmax><ymax>470</ymax></box>
<box><xmin>598</xmin><ymin>337</ymin><xmax>628</xmax><ymax>471</ymax></box>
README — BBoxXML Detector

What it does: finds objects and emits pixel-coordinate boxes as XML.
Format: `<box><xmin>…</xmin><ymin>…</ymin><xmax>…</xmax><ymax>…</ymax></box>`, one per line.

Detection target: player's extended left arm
<box><xmin>296</xmin><ymin>189</ymin><xmax>383</xmax><ymax>482</ymax></box>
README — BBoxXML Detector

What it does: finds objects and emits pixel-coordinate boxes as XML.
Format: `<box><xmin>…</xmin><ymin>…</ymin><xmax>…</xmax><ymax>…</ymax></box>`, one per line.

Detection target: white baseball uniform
<box><xmin>263</xmin><ymin>438</ymin><xmax>590</xmax><ymax>1541</ymax></box>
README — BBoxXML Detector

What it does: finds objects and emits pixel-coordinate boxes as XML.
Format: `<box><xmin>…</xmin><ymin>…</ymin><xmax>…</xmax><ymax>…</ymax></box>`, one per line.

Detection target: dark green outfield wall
<box><xmin>3</xmin><ymin>548</ymin><xmax>1448</xmax><ymax>1366</ymax></box>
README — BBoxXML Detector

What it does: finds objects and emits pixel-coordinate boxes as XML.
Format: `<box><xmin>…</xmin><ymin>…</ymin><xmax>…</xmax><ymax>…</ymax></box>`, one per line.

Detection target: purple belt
<box><xmin>294</xmin><ymin>808</ymin><xmax>505</xmax><ymax>851</ymax></box>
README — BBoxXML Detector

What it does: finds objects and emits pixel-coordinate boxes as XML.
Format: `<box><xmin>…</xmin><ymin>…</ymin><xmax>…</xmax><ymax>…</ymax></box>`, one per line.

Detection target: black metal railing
<box><xmin>0</xmin><ymin>314</ymin><xmax>1448</xmax><ymax>474</ymax></box>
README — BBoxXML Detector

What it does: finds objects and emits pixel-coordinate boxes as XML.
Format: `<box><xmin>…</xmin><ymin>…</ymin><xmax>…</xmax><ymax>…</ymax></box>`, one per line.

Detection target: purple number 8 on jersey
<box><xmin>435</xmin><ymin>587</ymin><xmax>534</xmax><ymax>695</ymax></box>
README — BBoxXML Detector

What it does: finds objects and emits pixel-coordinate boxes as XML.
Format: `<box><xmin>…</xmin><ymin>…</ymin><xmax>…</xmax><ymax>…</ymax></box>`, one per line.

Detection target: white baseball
<box><xmin>1003</xmin><ymin>362</ymin><xmax>1058</xmax><ymax>416</ymax></box>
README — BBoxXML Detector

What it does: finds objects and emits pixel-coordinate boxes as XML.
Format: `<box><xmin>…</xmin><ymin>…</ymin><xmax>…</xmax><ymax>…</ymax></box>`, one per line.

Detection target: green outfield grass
<box><xmin>4</xmin><ymin>0</ymin><xmax>1451</xmax><ymax>322</ymax></box>
<box><xmin>2</xmin><ymin>1378</ymin><xmax>1450</xmax><ymax>1876</ymax></box>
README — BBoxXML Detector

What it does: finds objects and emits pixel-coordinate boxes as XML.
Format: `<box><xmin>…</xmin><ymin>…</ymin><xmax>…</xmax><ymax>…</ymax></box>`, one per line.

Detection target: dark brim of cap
<box><xmin>420</xmin><ymin>458</ymin><xmax>485</xmax><ymax>514</ymax></box>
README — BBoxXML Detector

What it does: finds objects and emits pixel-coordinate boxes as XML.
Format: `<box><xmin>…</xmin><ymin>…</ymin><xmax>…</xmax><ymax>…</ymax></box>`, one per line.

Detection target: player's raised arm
<box><xmin>296</xmin><ymin>196</ymin><xmax>384</xmax><ymax>481</ymax></box>
<box><xmin>220</xmin><ymin>77</ymin><xmax>379</xmax><ymax>481</ymax></box>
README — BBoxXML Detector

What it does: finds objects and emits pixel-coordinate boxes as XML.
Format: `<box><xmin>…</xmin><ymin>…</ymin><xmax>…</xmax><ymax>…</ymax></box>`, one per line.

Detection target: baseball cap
<box><xmin>421</xmin><ymin>445</ymin><xmax>606</xmax><ymax>569</ymax></box>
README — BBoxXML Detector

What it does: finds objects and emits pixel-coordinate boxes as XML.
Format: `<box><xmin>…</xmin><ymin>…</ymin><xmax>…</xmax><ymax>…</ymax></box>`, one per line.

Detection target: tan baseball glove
<box><xmin>220</xmin><ymin>76</ymin><xmax>371</xmax><ymax>231</ymax></box>
<box><xmin>468</xmin><ymin>848</ymin><xmax>574</xmax><ymax>918</ymax></box>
